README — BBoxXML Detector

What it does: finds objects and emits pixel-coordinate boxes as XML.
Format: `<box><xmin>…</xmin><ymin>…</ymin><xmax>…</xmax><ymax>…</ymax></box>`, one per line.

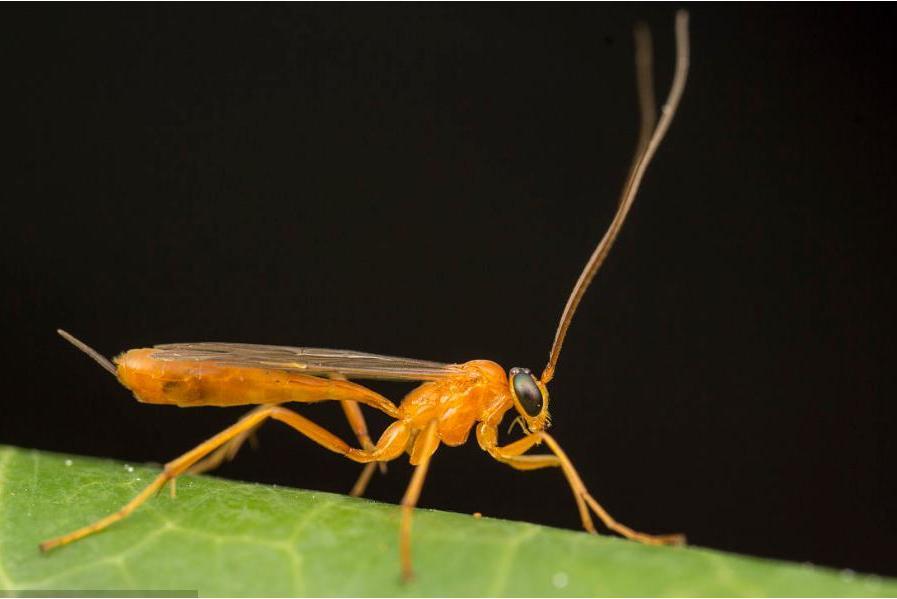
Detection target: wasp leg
<box><xmin>188</xmin><ymin>404</ymin><xmax>273</xmax><ymax>476</ymax></box>
<box><xmin>476</xmin><ymin>423</ymin><xmax>593</xmax><ymax>532</ymax></box>
<box><xmin>399</xmin><ymin>420</ymin><xmax>439</xmax><ymax>582</ymax></box>
<box><xmin>39</xmin><ymin>406</ymin><xmax>410</xmax><ymax>553</ymax></box>
<box><xmin>189</xmin><ymin>397</ymin><xmax>390</xmax><ymax>489</ymax></box>
<box><xmin>340</xmin><ymin>399</ymin><xmax>387</xmax><ymax>498</ymax></box>
<box><xmin>476</xmin><ymin>423</ymin><xmax>684</xmax><ymax>546</ymax></box>
<box><xmin>327</xmin><ymin>371</ymin><xmax>386</xmax><ymax>495</ymax></box>
<box><xmin>349</xmin><ymin>462</ymin><xmax>378</xmax><ymax>498</ymax></box>
<box><xmin>490</xmin><ymin>454</ymin><xmax>561</xmax><ymax>471</ymax></box>
<box><xmin>539</xmin><ymin>432</ymin><xmax>684</xmax><ymax>545</ymax></box>
<box><xmin>39</xmin><ymin>406</ymin><xmax>275</xmax><ymax>552</ymax></box>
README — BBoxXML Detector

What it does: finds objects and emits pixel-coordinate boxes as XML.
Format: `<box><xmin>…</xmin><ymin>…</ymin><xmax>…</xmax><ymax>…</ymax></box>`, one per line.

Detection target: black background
<box><xmin>3</xmin><ymin>5</ymin><xmax>895</xmax><ymax>579</ymax></box>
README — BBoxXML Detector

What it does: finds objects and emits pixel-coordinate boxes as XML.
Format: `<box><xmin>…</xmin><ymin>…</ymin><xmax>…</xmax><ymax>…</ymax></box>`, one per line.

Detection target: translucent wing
<box><xmin>150</xmin><ymin>342</ymin><xmax>464</xmax><ymax>382</ymax></box>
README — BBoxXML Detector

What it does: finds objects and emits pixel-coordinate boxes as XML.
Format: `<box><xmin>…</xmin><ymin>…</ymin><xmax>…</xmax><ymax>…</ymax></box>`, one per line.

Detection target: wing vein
<box><xmin>150</xmin><ymin>342</ymin><xmax>463</xmax><ymax>382</ymax></box>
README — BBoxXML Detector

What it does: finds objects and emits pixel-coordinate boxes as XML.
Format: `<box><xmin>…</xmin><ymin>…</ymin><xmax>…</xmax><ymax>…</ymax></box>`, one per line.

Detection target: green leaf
<box><xmin>1</xmin><ymin>445</ymin><xmax>894</xmax><ymax>597</ymax></box>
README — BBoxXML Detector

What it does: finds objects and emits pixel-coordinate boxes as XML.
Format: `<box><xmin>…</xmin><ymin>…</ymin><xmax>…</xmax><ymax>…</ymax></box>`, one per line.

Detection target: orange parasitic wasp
<box><xmin>41</xmin><ymin>11</ymin><xmax>690</xmax><ymax>581</ymax></box>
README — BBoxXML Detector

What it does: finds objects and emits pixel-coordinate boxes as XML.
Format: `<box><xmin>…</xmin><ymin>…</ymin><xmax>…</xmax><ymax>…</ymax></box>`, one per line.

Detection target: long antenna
<box><xmin>58</xmin><ymin>329</ymin><xmax>118</xmax><ymax>376</ymax></box>
<box><xmin>628</xmin><ymin>21</ymin><xmax>657</xmax><ymax>188</ymax></box>
<box><xmin>541</xmin><ymin>11</ymin><xmax>690</xmax><ymax>384</ymax></box>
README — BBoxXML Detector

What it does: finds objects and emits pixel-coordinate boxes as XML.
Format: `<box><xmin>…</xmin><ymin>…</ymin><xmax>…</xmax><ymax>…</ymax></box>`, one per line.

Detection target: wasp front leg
<box><xmin>476</xmin><ymin>423</ymin><xmax>592</xmax><ymax>531</ymax></box>
<box><xmin>476</xmin><ymin>423</ymin><xmax>684</xmax><ymax>545</ymax></box>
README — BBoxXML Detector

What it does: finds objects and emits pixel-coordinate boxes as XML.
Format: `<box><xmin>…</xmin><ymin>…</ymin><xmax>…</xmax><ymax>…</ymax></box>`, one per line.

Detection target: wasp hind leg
<box><xmin>39</xmin><ymin>406</ymin><xmax>410</xmax><ymax>553</ymax></box>
<box><xmin>186</xmin><ymin>404</ymin><xmax>272</xmax><ymax>478</ymax></box>
<box><xmin>187</xmin><ymin>397</ymin><xmax>389</xmax><ymax>499</ymax></box>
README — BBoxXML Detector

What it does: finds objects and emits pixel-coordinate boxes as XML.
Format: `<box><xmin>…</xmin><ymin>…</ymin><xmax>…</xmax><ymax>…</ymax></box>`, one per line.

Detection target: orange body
<box><xmin>116</xmin><ymin>349</ymin><xmax>512</xmax><ymax>448</ymax></box>
<box><xmin>398</xmin><ymin>359</ymin><xmax>510</xmax><ymax>446</ymax></box>
<box><xmin>44</xmin><ymin>15</ymin><xmax>691</xmax><ymax>578</ymax></box>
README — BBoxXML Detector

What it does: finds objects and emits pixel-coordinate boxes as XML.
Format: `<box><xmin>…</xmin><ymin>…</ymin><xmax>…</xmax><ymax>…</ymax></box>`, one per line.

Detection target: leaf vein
<box><xmin>488</xmin><ymin>525</ymin><xmax>540</xmax><ymax>596</ymax></box>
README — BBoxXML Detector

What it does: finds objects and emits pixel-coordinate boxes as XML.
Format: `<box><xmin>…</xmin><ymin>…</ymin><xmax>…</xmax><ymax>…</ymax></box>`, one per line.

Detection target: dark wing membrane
<box><xmin>150</xmin><ymin>342</ymin><xmax>464</xmax><ymax>382</ymax></box>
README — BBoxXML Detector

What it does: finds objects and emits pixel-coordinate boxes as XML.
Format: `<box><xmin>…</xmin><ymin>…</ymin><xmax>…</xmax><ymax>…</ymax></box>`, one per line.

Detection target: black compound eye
<box><xmin>511</xmin><ymin>370</ymin><xmax>543</xmax><ymax>417</ymax></box>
